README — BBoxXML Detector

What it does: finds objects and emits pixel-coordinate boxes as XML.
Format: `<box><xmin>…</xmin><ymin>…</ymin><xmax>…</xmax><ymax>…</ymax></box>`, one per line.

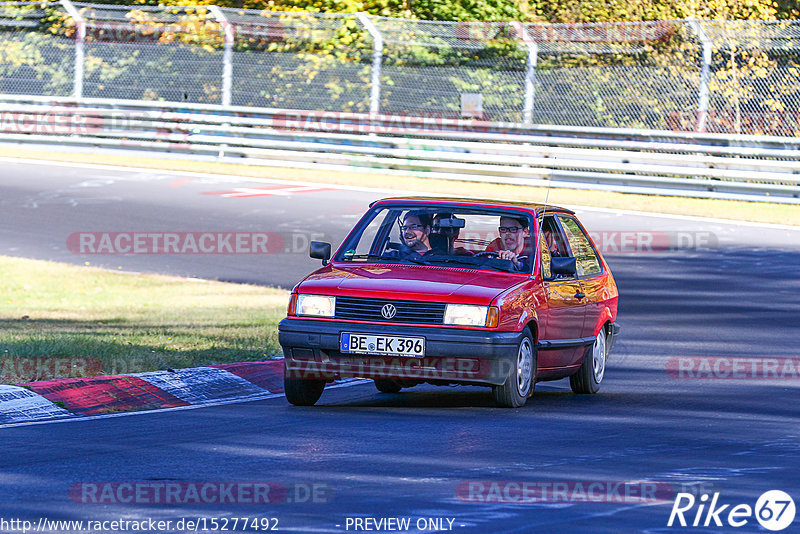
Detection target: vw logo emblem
<box><xmin>381</xmin><ymin>304</ymin><xmax>397</xmax><ymax>320</ymax></box>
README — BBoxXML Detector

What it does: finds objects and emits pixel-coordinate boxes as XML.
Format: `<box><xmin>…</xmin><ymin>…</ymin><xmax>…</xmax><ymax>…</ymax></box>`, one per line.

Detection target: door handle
<box><xmin>575</xmin><ymin>291</ymin><xmax>586</xmax><ymax>299</ymax></box>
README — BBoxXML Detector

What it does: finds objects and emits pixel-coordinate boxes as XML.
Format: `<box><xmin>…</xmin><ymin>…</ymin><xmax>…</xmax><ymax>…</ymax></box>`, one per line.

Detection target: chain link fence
<box><xmin>1</xmin><ymin>1</ymin><xmax>799</xmax><ymax>136</ymax></box>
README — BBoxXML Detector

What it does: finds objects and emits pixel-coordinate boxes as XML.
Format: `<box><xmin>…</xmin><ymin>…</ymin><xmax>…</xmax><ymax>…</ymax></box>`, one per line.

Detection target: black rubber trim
<box><xmin>537</xmin><ymin>336</ymin><xmax>597</xmax><ymax>350</ymax></box>
<box><xmin>279</xmin><ymin>318</ymin><xmax>523</xmax><ymax>386</ymax></box>
<box><xmin>608</xmin><ymin>322</ymin><xmax>621</xmax><ymax>353</ymax></box>
<box><xmin>280</xmin><ymin>318</ymin><xmax>520</xmax><ymax>346</ymax></box>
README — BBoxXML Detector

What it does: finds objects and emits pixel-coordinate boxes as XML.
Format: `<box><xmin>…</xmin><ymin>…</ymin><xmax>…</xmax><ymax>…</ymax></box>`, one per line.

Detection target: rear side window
<box><xmin>558</xmin><ymin>216</ymin><xmax>602</xmax><ymax>277</ymax></box>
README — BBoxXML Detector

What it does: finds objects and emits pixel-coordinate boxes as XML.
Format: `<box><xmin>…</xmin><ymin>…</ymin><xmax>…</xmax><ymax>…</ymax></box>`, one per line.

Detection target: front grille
<box><xmin>335</xmin><ymin>297</ymin><xmax>446</xmax><ymax>325</ymax></box>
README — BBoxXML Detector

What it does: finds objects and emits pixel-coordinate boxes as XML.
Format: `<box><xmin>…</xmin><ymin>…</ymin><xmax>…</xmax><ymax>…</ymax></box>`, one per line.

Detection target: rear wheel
<box><xmin>284</xmin><ymin>377</ymin><xmax>326</xmax><ymax>406</ymax></box>
<box><xmin>570</xmin><ymin>327</ymin><xmax>607</xmax><ymax>394</ymax></box>
<box><xmin>374</xmin><ymin>379</ymin><xmax>402</xmax><ymax>393</ymax></box>
<box><xmin>493</xmin><ymin>332</ymin><xmax>536</xmax><ymax>408</ymax></box>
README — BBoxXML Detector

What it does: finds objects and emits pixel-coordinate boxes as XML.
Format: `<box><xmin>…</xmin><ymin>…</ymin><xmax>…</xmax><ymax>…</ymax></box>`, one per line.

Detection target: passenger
<box><xmin>383</xmin><ymin>211</ymin><xmax>443</xmax><ymax>259</ymax></box>
<box><xmin>400</xmin><ymin>212</ymin><xmax>433</xmax><ymax>254</ymax></box>
<box><xmin>544</xmin><ymin>229</ymin><xmax>561</xmax><ymax>256</ymax></box>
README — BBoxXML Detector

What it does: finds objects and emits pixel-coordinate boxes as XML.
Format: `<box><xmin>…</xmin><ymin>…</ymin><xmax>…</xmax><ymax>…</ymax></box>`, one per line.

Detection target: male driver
<box><xmin>486</xmin><ymin>216</ymin><xmax>531</xmax><ymax>271</ymax></box>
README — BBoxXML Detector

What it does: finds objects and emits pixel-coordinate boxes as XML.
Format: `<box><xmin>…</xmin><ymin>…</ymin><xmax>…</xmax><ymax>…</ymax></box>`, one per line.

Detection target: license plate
<box><xmin>341</xmin><ymin>333</ymin><xmax>425</xmax><ymax>357</ymax></box>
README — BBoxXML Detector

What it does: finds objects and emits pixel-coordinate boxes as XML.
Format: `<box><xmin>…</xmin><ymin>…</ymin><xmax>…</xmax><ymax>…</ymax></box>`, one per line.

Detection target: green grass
<box><xmin>2</xmin><ymin>147</ymin><xmax>797</xmax><ymax>227</ymax></box>
<box><xmin>0</xmin><ymin>256</ymin><xmax>289</xmax><ymax>384</ymax></box>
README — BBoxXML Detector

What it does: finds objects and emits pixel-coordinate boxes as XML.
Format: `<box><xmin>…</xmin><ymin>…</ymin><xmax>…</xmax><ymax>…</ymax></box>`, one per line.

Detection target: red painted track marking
<box><xmin>22</xmin><ymin>376</ymin><xmax>189</xmax><ymax>416</ymax></box>
<box><xmin>201</xmin><ymin>185</ymin><xmax>337</xmax><ymax>198</ymax></box>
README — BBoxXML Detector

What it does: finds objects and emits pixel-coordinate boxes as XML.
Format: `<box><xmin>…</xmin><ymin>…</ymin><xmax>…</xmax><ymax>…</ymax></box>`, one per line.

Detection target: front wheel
<box><xmin>570</xmin><ymin>328</ymin><xmax>607</xmax><ymax>394</ymax></box>
<box><xmin>284</xmin><ymin>377</ymin><xmax>326</xmax><ymax>406</ymax></box>
<box><xmin>493</xmin><ymin>332</ymin><xmax>536</xmax><ymax>408</ymax></box>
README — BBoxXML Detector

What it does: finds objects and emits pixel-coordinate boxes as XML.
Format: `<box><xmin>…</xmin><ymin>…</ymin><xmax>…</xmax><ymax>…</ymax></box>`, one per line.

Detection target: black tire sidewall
<box><xmin>493</xmin><ymin>331</ymin><xmax>536</xmax><ymax>408</ymax></box>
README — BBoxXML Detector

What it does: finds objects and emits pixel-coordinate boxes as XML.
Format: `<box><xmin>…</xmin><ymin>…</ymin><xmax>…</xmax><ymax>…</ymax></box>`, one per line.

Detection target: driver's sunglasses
<box><xmin>400</xmin><ymin>224</ymin><xmax>424</xmax><ymax>232</ymax></box>
<box><xmin>499</xmin><ymin>226</ymin><xmax>523</xmax><ymax>234</ymax></box>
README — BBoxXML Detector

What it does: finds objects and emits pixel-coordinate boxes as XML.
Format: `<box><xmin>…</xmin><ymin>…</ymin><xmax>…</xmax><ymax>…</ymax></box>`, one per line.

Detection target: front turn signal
<box><xmin>486</xmin><ymin>307</ymin><xmax>500</xmax><ymax>328</ymax></box>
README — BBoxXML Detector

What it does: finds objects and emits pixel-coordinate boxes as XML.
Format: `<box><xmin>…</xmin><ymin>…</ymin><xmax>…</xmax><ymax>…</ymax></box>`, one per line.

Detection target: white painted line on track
<box><xmin>0</xmin><ymin>156</ymin><xmax>417</xmax><ymax>196</ymax></box>
<box><xmin>568</xmin><ymin>204</ymin><xmax>800</xmax><ymax>231</ymax></box>
<box><xmin>2</xmin><ymin>156</ymin><xmax>796</xmax><ymax>230</ymax></box>
<box><xmin>0</xmin><ymin>379</ymin><xmax>369</xmax><ymax>430</ymax></box>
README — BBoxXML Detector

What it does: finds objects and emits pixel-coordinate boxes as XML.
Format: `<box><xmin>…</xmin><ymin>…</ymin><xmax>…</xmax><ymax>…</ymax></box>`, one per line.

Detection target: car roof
<box><xmin>370</xmin><ymin>196</ymin><xmax>575</xmax><ymax>215</ymax></box>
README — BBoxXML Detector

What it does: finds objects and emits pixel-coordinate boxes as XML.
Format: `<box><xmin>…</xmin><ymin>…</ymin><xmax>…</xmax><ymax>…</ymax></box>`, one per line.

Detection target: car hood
<box><xmin>295</xmin><ymin>264</ymin><xmax>526</xmax><ymax>305</ymax></box>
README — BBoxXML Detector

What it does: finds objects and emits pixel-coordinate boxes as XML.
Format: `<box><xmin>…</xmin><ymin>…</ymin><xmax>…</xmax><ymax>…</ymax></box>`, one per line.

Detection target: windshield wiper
<box><xmin>432</xmin><ymin>256</ymin><xmax>518</xmax><ymax>273</ymax></box>
<box><xmin>340</xmin><ymin>254</ymin><xmax>400</xmax><ymax>262</ymax></box>
<box><xmin>488</xmin><ymin>262</ymin><xmax>518</xmax><ymax>273</ymax></box>
<box><xmin>340</xmin><ymin>253</ymin><xmax>429</xmax><ymax>265</ymax></box>
<box><xmin>424</xmin><ymin>257</ymin><xmax>482</xmax><ymax>267</ymax></box>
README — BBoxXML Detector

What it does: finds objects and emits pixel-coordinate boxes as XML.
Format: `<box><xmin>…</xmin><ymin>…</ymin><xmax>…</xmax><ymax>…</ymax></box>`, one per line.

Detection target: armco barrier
<box><xmin>0</xmin><ymin>95</ymin><xmax>798</xmax><ymax>204</ymax></box>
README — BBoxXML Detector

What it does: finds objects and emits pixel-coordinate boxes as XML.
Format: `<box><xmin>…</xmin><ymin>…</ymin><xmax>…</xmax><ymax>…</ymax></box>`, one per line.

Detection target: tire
<box><xmin>492</xmin><ymin>331</ymin><xmax>536</xmax><ymax>408</ymax></box>
<box><xmin>284</xmin><ymin>377</ymin><xmax>326</xmax><ymax>406</ymax></box>
<box><xmin>374</xmin><ymin>379</ymin><xmax>402</xmax><ymax>393</ymax></box>
<box><xmin>570</xmin><ymin>327</ymin><xmax>607</xmax><ymax>394</ymax></box>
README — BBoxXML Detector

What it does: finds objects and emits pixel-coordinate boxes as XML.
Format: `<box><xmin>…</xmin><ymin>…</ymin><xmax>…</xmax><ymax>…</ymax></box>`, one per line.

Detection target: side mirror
<box><xmin>550</xmin><ymin>256</ymin><xmax>577</xmax><ymax>277</ymax></box>
<box><xmin>309</xmin><ymin>241</ymin><xmax>331</xmax><ymax>266</ymax></box>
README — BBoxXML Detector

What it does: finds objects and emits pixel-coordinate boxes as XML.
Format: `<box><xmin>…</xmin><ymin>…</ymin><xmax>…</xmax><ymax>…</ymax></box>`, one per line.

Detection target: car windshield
<box><xmin>335</xmin><ymin>205</ymin><xmax>535</xmax><ymax>274</ymax></box>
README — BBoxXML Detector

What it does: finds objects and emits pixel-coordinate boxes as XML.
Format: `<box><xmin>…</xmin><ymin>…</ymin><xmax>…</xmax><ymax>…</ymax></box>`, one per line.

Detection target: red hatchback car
<box><xmin>279</xmin><ymin>198</ymin><xmax>619</xmax><ymax>407</ymax></box>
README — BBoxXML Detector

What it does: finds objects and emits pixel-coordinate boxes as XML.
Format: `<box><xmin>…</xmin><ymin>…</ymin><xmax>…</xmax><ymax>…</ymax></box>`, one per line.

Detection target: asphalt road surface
<box><xmin>1</xmin><ymin>158</ymin><xmax>799</xmax><ymax>533</ymax></box>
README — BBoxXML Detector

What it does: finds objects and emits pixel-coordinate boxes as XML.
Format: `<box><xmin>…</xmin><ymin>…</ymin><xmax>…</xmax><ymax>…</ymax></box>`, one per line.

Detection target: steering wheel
<box><xmin>473</xmin><ymin>251</ymin><xmax>500</xmax><ymax>258</ymax></box>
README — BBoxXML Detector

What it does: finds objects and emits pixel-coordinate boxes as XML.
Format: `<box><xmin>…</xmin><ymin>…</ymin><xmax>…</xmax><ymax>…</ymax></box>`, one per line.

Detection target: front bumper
<box><xmin>279</xmin><ymin>318</ymin><xmax>523</xmax><ymax>386</ymax></box>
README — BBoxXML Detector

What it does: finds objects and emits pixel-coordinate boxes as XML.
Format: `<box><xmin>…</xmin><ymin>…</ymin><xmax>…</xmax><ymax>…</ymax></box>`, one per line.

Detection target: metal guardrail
<box><xmin>0</xmin><ymin>95</ymin><xmax>798</xmax><ymax>204</ymax></box>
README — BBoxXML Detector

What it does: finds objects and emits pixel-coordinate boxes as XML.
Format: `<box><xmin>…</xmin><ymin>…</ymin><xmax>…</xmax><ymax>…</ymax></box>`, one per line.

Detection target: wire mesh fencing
<box><xmin>1</xmin><ymin>1</ymin><xmax>799</xmax><ymax>136</ymax></box>
<box><xmin>0</xmin><ymin>1</ymin><xmax>75</xmax><ymax>96</ymax></box>
<box><xmin>699</xmin><ymin>20</ymin><xmax>800</xmax><ymax>136</ymax></box>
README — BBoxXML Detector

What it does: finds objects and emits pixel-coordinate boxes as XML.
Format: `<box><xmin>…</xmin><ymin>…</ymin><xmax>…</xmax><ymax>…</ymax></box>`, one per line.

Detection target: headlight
<box><xmin>296</xmin><ymin>294</ymin><xmax>336</xmax><ymax>317</ymax></box>
<box><xmin>444</xmin><ymin>304</ymin><xmax>489</xmax><ymax>326</ymax></box>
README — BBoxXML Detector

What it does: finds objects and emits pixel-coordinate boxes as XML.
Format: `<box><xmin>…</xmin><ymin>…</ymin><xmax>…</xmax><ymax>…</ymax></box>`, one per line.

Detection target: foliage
<box><xmin>0</xmin><ymin>0</ymin><xmax>796</xmax><ymax>131</ymax></box>
<box><xmin>0</xmin><ymin>4</ymin><xmax>74</xmax><ymax>96</ymax></box>
<box><xmin>542</xmin><ymin>0</ymin><xmax>779</xmax><ymax>23</ymax></box>
<box><xmin>140</xmin><ymin>0</ymin><xmax>791</xmax><ymax>22</ymax></box>
<box><xmin>410</xmin><ymin>0</ymin><xmax>535</xmax><ymax>22</ymax></box>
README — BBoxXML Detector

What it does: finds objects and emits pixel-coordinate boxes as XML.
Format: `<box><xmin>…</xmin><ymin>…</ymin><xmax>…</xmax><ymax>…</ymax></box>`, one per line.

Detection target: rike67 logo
<box><xmin>668</xmin><ymin>490</ymin><xmax>796</xmax><ymax>531</ymax></box>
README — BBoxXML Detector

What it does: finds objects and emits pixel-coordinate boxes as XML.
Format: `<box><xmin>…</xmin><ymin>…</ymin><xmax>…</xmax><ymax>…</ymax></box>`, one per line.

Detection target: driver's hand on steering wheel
<box><xmin>497</xmin><ymin>249</ymin><xmax>521</xmax><ymax>268</ymax></box>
